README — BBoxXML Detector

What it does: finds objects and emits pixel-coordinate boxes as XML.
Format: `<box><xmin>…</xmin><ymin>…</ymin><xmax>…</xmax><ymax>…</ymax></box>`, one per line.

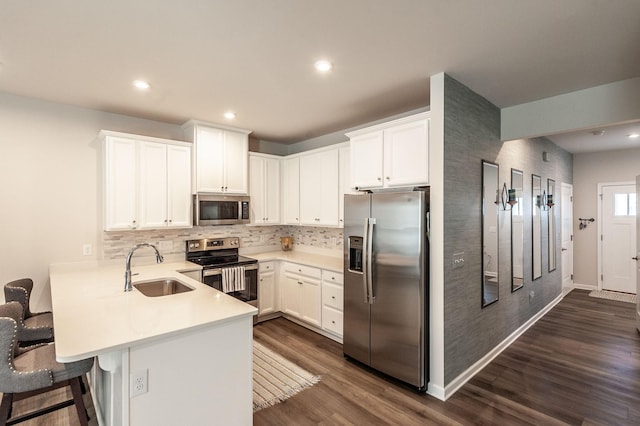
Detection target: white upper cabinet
<box><xmin>348</xmin><ymin>132</ymin><xmax>384</xmax><ymax>189</ymax></box>
<box><xmin>249</xmin><ymin>153</ymin><xmax>280</xmax><ymax>225</ymax></box>
<box><xmin>103</xmin><ymin>136</ymin><xmax>138</xmax><ymax>230</ymax></box>
<box><xmin>338</xmin><ymin>146</ymin><xmax>359</xmax><ymax>227</ymax></box>
<box><xmin>347</xmin><ymin>112</ymin><xmax>429</xmax><ymax>190</ymax></box>
<box><xmin>101</xmin><ymin>131</ymin><xmax>192</xmax><ymax>231</ymax></box>
<box><xmin>182</xmin><ymin>120</ymin><xmax>251</xmax><ymax>194</ymax></box>
<box><xmin>282</xmin><ymin>157</ymin><xmax>300</xmax><ymax>225</ymax></box>
<box><xmin>299</xmin><ymin>149</ymin><xmax>339</xmax><ymax>226</ymax></box>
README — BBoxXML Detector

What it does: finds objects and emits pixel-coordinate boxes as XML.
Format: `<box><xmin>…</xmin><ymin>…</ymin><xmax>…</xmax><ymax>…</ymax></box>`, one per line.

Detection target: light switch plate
<box><xmin>452</xmin><ymin>252</ymin><xmax>465</xmax><ymax>269</ymax></box>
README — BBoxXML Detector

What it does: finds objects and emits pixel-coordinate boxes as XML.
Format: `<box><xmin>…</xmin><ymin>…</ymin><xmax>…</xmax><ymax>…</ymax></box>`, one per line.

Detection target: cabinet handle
<box><xmin>225</xmin><ymin>186</ymin><xmax>228</xmax><ymax>191</ymax></box>
<box><xmin>331</xmin><ymin>296</ymin><xmax>336</xmax><ymax>299</ymax></box>
<box><xmin>331</xmin><ymin>320</ymin><xmax>336</xmax><ymax>324</ymax></box>
<box><xmin>386</xmin><ymin>176</ymin><xmax>390</xmax><ymax>181</ymax></box>
<box><xmin>221</xmin><ymin>186</ymin><xmax>224</xmax><ymax>191</ymax></box>
<box><xmin>297</xmin><ymin>281</ymin><xmax>303</xmax><ymax>285</ymax></box>
<box><xmin>377</xmin><ymin>177</ymin><xmax>382</xmax><ymax>181</ymax></box>
<box><xmin>164</xmin><ymin>219</ymin><xmax>168</xmax><ymax>223</ymax></box>
<box><xmin>169</xmin><ymin>219</ymin><xmax>172</xmax><ymax>223</ymax></box>
<box><xmin>331</xmin><ymin>277</ymin><xmax>335</xmax><ymax>280</ymax></box>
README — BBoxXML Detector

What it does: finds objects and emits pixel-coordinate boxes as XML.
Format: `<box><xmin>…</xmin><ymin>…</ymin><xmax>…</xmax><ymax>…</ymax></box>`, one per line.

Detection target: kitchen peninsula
<box><xmin>49</xmin><ymin>260</ymin><xmax>256</xmax><ymax>426</ymax></box>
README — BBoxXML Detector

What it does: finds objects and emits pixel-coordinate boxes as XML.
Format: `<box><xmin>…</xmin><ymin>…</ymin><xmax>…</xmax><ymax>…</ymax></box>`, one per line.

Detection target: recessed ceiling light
<box><xmin>132</xmin><ymin>80</ymin><xmax>150</xmax><ymax>90</ymax></box>
<box><xmin>314</xmin><ymin>60</ymin><xmax>333</xmax><ymax>72</ymax></box>
<box><xmin>628</xmin><ymin>133</ymin><xmax>640</xmax><ymax>139</ymax></box>
<box><xmin>223</xmin><ymin>111</ymin><xmax>236</xmax><ymax>120</ymax></box>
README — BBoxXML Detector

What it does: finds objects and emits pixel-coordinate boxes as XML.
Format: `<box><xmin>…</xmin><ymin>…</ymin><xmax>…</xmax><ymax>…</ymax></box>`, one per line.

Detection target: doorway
<box><xmin>599</xmin><ymin>183</ymin><xmax>637</xmax><ymax>294</ymax></box>
<box><xmin>561</xmin><ymin>183</ymin><xmax>573</xmax><ymax>294</ymax></box>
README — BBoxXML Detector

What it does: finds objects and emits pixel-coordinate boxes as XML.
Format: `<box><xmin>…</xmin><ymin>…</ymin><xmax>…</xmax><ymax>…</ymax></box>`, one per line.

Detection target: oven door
<box><xmin>202</xmin><ymin>264</ymin><xmax>258</xmax><ymax>306</ymax></box>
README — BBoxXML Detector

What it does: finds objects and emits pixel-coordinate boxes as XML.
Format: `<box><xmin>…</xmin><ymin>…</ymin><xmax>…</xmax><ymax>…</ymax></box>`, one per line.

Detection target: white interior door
<box><xmin>635</xmin><ymin>176</ymin><xmax>640</xmax><ymax>331</ymax></box>
<box><xmin>561</xmin><ymin>183</ymin><xmax>573</xmax><ymax>293</ymax></box>
<box><xmin>601</xmin><ymin>184</ymin><xmax>636</xmax><ymax>294</ymax></box>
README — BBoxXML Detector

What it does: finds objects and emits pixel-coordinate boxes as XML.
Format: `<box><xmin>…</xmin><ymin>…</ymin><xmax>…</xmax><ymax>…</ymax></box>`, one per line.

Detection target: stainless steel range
<box><xmin>186</xmin><ymin>237</ymin><xmax>258</xmax><ymax>307</ymax></box>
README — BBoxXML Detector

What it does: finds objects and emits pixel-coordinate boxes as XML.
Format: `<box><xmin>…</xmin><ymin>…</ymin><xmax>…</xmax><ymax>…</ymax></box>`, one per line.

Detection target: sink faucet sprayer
<box><xmin>124</xmin><ymin>243</ymin><xmax>164</xmax><ymax>292</ymax></box>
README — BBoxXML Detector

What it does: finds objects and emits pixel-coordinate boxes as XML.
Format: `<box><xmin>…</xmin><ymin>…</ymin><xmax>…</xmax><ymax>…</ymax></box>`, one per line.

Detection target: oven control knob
<box><xmin>195</xmin><ymin>243</ymin><xmax>200</xmax><ymax>248</ymax></box>
<box><xmin>189</xmin><ymin>243</ymin><xmax>194</xmax><ymax>249</ymax></box>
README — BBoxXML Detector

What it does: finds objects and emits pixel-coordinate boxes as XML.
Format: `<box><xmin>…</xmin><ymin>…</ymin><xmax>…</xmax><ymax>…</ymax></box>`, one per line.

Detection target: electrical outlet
<box><xmin>130</xmin><ymin>369</ymin><xmax>148</xmax><ymax>397</ymax></box>
<box><xmin>82</xmin><ymin>244</ymin><xmax>92</xmax><ymax>256</ymax></box>
<box><xmin>529</xmin><ymin>290</ymin><xmax>535</xmax><ymax>302</ymax></box>
<box><xmin>158</xmin><ymin>240</ymin><xmax>173</xmax><ymax>251</ymax></box>
<box><xmin>452</xmin><ymin>252</ymin><xmax>465</xmax><ymax>269</ymax></box>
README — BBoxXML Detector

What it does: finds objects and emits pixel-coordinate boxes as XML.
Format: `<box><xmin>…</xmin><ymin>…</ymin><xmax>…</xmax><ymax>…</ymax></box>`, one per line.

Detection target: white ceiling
<box><xmin>1</xmin><ymin>1</ymin><xmax>639</xmax><ymax>147</ymax></box>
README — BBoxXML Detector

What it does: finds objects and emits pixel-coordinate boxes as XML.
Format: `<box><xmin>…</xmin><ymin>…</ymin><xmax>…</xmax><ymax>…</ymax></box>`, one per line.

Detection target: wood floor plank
<box><xmin>254</xmin><ymin>290</ymin><xmax>640</xmax><ymax>425</ymax></box>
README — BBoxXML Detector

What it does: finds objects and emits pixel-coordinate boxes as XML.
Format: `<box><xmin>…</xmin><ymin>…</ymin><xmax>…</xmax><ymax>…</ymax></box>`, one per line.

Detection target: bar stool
<box><xmin>4</xmin><ymin>279</ymin><xmax>54</xmax><ymax>345</ymax></box>
<box><xmin>0</xmin><ymin>301</ymin><xmax>93</xmax><ymax>425</ymax></box>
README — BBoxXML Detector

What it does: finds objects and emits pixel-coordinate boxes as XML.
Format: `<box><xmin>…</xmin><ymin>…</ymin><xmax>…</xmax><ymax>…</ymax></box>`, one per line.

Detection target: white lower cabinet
<box><xmin>321</xmin><ymin>270</ymin><xmax>344</xmax><ymax>338</ymax></box>
<box><xmin>281</xmin><ymin>262</ymin><xmax>321</xmax><ymax>328</ymax></box>
<box><xmin>258</xmin><ymin>261</ymin><xmax>276</xmax><ymax>316</ymax></box>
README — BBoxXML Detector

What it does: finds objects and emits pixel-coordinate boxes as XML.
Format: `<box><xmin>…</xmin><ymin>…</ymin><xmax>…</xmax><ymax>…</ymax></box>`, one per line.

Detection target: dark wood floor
<box><xmin>254</xmin><ymin>290</ymin><xmax>640</xmax><ymax>425</ymax></box>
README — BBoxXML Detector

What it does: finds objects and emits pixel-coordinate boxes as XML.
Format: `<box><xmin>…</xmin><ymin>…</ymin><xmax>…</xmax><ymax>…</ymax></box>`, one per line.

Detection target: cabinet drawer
<box><xmin>322</xmin><ymin>306</ymin><xmax>343</xmax><ymax>336</ymax></box>
<box><xmin>259</xmin><ymin>261</ymin><xmax>275</xmax><ymax>272</ymax></box>
<box><xmin>282</xmin><ymin>262</ymin><xmax>321</xmax><ymax>279</ymax></box>
<box><xmin>322</xmin><ymin>270</ymin><xmax>343</xmax><ymax>285</ymax></box>
<box><xmin>322</xmin><ymin>282</ymin><xmax>343</xmax><ymax>310</ymax></box>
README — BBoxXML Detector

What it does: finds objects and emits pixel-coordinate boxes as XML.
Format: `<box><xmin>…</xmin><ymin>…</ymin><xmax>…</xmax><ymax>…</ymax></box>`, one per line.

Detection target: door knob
<box><xmin>633</xmin><ymin>256</ymin><xmax>639</xmax><ymax>261</ymax></box>
<box><xmin>561</xmin><ymin>248</ymin><xmax>568</xmax><ymax>252</ymax></box>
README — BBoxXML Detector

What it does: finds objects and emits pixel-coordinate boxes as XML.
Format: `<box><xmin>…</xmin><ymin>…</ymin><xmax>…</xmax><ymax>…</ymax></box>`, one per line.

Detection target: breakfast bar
<box><xmin>49</xmin><ymin>260</ymin><xmax>257</xmax><ymax>426</ymax></box>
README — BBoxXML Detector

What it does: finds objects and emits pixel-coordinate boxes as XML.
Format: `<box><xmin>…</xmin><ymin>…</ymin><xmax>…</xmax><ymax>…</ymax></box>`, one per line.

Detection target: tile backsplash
<box><xmin>102</xmin><ymin>225</ymin><xmax>343</xmax><ymax>260</ymax></box>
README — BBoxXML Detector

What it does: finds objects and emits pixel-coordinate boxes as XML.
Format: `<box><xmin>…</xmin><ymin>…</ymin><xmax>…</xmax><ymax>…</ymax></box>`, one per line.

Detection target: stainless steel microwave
<box><xmin>194</xmin><ymin>194</ymin><xmax>250</xmax><ymax>226</ymax></box>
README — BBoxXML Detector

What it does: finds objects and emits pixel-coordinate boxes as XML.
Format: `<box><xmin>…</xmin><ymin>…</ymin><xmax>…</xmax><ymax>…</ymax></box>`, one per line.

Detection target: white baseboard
<box><xmin>441</xmin><ymin>292</ymin><xmax>564</xmax><ymax>401</ymax></box>
<box><xmin>573</xmin><ymin>282</ymin><xmax>597</xmax><ymax>291</ymax></box>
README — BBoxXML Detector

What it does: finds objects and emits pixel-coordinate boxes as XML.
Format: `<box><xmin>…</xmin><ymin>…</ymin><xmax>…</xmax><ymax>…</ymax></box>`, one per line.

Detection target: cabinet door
<box><xmin>195</xmin><ymin>127</ymin><xmax>225</xmax><ymax>192</ymax></box>
<box><xmin>383</xmin><ymin>118</ymin><xmax>429</xmax><ymax>187</ymax></box>
<box><xmin>249</xmin><ymin>156</ymin><xmax>266</xmax><ymax>223</ymax></box>
<box><xmin>166</xmin><ymin>144</ymin><xmax>192</xmax><ymax>228</ymax></box>
<box><xmin>350</xmin><ymin>131</ymin><xmax>384</xmax><ymax>189</ymax></box>
<box><xmin>282</xmin><ymin>157</ymin><xmax>300</xmax><ymax>225</ymax></box>
<box><xmin>300</xmin><ymin>150</ymin><xmax>339</xmax><ymax>226</ymax></box>
<box><xmin>264</xmin><ymin>157</ymin><xmax>280</xmax><ymax>224</ymax></box>
<box><xmin>104</xmin><ymin>137</ymin><xmax>138</xmax><ymax>230</ymax></box>
<box><xmin>223</xmin><ymin>130</ymin><xmax>248</xmax><ymax>194</ymax></box>
<box><xmin>258</xmin><ymin>270</ymin><xmax>276</xmax><ymax>316</ymax></box>
<box><xmin>281</xmin><ymin>274</ymin><xmax>302</xmax><ymax>318</ymax></box>
<box><xmin>138</xmin><ymin>142</ymin><xmax>168</xmax><ymax>229</ymax></box>
<box><xmin>339</xmin><ymin>147</ymin><xmax>359</xmax><ymax>227</ymax></box>
<box><xmin>300</xmin><ymin>277</ymin><xmax>321</xmax><ymax>327</ymax></box>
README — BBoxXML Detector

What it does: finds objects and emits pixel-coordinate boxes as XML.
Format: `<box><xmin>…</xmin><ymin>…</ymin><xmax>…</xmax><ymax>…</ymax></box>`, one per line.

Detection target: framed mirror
<box><xmin>511</xmin><ymin>169</ymin><xmax>524</xmax><ymax>292</ymax></box>
<box><xmin>532</xmin><ymin>174</ymin><xmax>542</xmax><ymax>280</ymax></box>
<box><xmin>548</xmin><ymin>178</ymin><xmax>556</xmax><ymax>272</ymax></box>
<box><xmin>482</xmin><ymin>160</ymin><xmax>499</xmax><ymax>307</ymax></box>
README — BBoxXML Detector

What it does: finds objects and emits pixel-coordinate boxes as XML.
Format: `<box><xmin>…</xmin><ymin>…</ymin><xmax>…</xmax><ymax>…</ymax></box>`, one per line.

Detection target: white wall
<box><xmin>573</xmin><ymin>147</ymin><xmax>640</xmax><ymax>287</ymax></box>
<box><xmin>0</xmin><ymin>92</ymin><xmax>183</xmax><ymax>310</ymax></box>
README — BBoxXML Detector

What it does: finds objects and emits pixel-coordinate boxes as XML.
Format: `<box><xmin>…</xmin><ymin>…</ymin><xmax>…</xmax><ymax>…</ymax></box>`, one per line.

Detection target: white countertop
<box><xmin>49</xmin><ymin>261</ymin><xmax>257</xmax><ymax>362</ymax></box>
<box><xmin>249</xmin><ymin>250</ymin><xmax>343</xmax><ymax>272</ymax></box>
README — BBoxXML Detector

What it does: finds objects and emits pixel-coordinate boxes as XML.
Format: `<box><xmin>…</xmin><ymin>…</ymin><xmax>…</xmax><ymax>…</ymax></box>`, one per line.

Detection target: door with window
<box><xmin>601</xmin><ymin>184</ymin><xmax>636</xmax><ymax>294</ymax></box>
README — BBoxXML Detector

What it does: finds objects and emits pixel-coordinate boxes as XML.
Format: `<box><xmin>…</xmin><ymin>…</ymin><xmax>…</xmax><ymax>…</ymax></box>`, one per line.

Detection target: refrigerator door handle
<box><xmin>362</xmin><ymin>218</ymin><xmax>370</xmax><ymax>304</ymax></box>
<box><xmin>367</xmin><ymin>218</ymin><xmax>376</xmax><ymax>303</ymax></box>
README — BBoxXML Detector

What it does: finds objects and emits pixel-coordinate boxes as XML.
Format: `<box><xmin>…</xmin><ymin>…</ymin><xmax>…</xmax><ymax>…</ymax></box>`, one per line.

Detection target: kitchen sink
<box><xmin>133</xmin><ymin>278</ymin><xmax>194</xmax><ymax>297</ymax></box>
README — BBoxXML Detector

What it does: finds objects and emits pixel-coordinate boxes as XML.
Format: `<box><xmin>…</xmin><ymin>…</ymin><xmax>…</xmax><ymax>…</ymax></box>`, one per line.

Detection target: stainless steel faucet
<box><xmin>124</xmin><ymin>243</ymin><xmax>164</xmax><ymax>292</ymax></box>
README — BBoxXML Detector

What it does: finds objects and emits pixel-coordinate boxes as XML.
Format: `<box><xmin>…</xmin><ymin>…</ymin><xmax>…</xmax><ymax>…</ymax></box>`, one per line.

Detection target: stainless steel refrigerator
<box><xmin>343</xmin><ymin>189</ymin><xmax>429</xmax><ymax>390</ymax></box>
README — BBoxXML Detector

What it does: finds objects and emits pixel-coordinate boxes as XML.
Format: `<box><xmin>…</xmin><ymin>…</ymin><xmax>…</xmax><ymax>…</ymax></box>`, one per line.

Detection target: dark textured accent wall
<box><xmin>442</xmin><ymin>75</ymin><xmax>573</xmax><ymax>383</ymax></box>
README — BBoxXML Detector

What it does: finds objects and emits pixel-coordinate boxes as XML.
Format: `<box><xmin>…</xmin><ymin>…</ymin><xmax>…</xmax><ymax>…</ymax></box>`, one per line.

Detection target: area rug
<box><xmin>588</xmin><ymin>290</ymin><xmax>637</xmax><ymax>304</ymax></box>
<box><xmin>253</xmin><ymin>341</ymin><xmax>320</xmax><ymax>412</ymax></box>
